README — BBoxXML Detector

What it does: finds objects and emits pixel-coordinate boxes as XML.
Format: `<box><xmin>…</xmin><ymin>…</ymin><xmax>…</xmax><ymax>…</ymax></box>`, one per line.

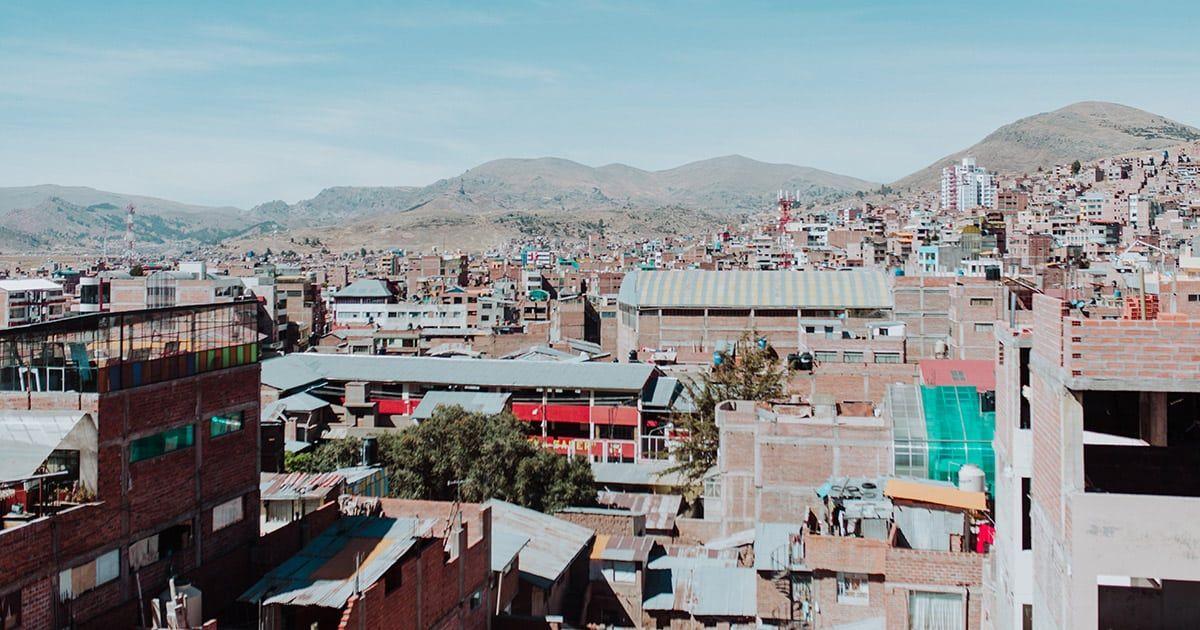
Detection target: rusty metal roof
<box><xmin>240</xmin><ymin>516</ymin><xmax>432</xmax><ymax>608</ymax></box>
<box><xmin>260</xmin><ymin>471</ymin><xmax>345</xmax><ymax>502</ymax></box>
<box><xmin>591</xmin><ymin>534</ymin><xmax>655</xmax><ymax>563</ymax></box>
<box><xmin>596</xmin><ymin>491</ymin><xmax>683</xmax><ymax>532</ymax></box>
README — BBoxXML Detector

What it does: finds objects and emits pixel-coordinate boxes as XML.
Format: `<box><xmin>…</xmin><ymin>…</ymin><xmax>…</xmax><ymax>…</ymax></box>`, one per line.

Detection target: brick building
<box><xmin>988</xmin><ymin>294</ymin><xmax>1200</xmax><ymax>628</ymax></box>
<box><xmin>242</xmin><ymin>508</ymin><xmax>491</xmax><ymax>630</ymax></box>
<box><xmin>616</xmin><ymin>270</ymin><xmax>897</xmax><ymax>363</ymax></box>
<box><xmin>0</xmin><ymin>301</ymin><xmax>261</xmax><ymax>628</ymax></box>
<box><xmin>699</xmin><ymin>401</ymin><xmax>893</xmax><ymax>539</ymax></box>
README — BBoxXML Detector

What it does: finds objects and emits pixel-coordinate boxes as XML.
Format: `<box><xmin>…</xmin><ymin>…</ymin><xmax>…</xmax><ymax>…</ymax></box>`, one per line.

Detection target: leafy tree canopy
<box><xmin>285</xmin><ymin>406</ymin><xmax>595</xmax><ymax>513</ymax></box>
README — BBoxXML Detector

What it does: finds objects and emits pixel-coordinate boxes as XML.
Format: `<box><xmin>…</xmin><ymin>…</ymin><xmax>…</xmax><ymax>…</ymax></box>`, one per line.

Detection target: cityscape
<box><xmin>1</xmin><ymin>2</ymin><xmax>1199</xmax><ymax>629</ymax></box>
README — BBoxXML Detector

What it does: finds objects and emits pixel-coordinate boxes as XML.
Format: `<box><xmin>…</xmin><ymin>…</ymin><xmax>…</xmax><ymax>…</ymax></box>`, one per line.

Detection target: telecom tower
<box><xmin>777</xmin><ymin>190</ymin><xmax>794</xmax><ymax>232</ymax></box>
<box><xmin>124</xmin><ymin>204</ymin><xmax>136</xmax><ymax>267</ymax></box>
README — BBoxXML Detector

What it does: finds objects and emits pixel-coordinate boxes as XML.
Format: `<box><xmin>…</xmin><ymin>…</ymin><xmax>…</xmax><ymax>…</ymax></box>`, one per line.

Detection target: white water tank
<box><xmin>958</xmin><ymin>464</ymin><xmax>986</xmax><ymax>493</ymax></box>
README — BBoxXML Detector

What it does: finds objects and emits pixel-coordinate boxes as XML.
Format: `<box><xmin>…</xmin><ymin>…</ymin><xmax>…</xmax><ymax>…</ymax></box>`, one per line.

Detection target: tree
<box><xmin>284</xmin><ymin>437</ymin><xmax>362</xmax><ymax>473</ymax></box>
<box><xmin>292</xmin><ymin>407</ymin><xmax>597</xmax><ymax>512</ymax></box>
<box><xmin>665</xmin><ymin>332</ymin><xmax>789</xmax><ymax>493</ymax></box>
<box><xmin>1071</xmin><ymin>160</ymin><xmax>1082</xmax><ymax>175</ymax></box>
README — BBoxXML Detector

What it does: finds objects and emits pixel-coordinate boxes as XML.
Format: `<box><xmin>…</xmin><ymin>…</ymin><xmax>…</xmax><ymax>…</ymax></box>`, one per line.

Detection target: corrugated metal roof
<box><xmin>618</xmin><ymin>270</ymin><xmax>892</xmax><ymax>309</ymax></box>
<box><xmin>412</xmin><ymin>391</ymin><xmax>511</xmax><ymax>420</ymax></box>
<box><xmin>753</xmin><ymin>522</ymin><xmax>803</xmax><ymax>572</ymax></box>
<box><xmin>596</xmin><ymin>491</ymin><xmax>682</xmax><ymax>532</ymax></box>
<box><xmin>278</xmin><ymin>392</ymin><xmax>330</xmax><ymax>412</ymax></box>
<box><xmin>260</xmin><ymin>471</ymin><xmax>345</xmax><ymax>502</ymax></box>
<box><xmin>643</xmin><ymin>563</ymin><xmax>758</xmax><ymax>617</ymax></box>
<box><xmin>240</xmin><ymin>516</ymin><xmax>428</xmax><ymax>608</ymax></box>
<box><xmin>484</xmin><ymin>499</ymin><xmax>594</xmax><ymax>590</ymax></box>
<box><xmin>590</xmin><ymin>534</ymin><xmax>655</xmax><ymax>563</ymax></box>
<box><xmin>332</xmin><ymin>279</ymin><xmax>394</xmax><ymax>299</ymax></box>
<box><xmin>491</xmin><ymin>528</ymin><xmax>529</xmax><ymax>573</ymax></box>
<box><xmin>0</xmin><ymin>411</ymin><xmax>92</xmax><ymax>483</ymax></box>
<box><xmin>261</xmin><ymin>354</ymin><xmax>656</xmax><ymax>394</ymax></box>
<box><xmin>591</xmin><ymin>461</ymin><xmax>684</xmax><ymax>488</ymax></box>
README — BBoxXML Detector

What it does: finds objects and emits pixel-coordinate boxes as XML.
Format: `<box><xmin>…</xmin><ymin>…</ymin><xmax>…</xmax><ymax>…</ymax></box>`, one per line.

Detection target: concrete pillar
<box><xmin>1139</xmin><ymin>391</ymin><xmax>1168</xmax><ymax>446</ymax></box>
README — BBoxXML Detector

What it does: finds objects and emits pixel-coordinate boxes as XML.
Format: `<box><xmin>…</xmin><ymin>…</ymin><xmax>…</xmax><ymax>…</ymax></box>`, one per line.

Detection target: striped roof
<box><xmin>618</xmin><ymin>270</ymin><xmax>892</xmax><ymax>310</ymax></box>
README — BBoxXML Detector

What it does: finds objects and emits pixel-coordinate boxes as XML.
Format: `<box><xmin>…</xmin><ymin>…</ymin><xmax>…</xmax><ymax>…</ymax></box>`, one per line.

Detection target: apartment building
<box><xmin>0</xmin><ymin>279</ymin><xmax>67</xmax><ymax>328</ymax></box>
<box><xmin>0</xmin><ymin>301</ymin><xmax>261</xmax><ymax>628</ymax></box>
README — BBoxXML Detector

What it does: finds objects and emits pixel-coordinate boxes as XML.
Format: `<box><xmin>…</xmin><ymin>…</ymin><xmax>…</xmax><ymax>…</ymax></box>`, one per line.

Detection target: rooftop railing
<box><xmin>0</xmin><ymin>300</ymin><xmax>261</xmax><ymax>394</ymax></box>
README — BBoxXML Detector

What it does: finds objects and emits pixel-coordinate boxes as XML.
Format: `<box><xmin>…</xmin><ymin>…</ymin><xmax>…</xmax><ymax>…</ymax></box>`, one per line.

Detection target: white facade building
<box><xmin>941</xmin><ymin>157</ymin><xmax>997</xmax><ymax>211</ymax></box>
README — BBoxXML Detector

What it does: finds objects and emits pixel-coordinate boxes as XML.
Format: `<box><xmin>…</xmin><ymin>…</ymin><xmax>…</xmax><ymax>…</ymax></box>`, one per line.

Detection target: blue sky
<box><xmin>1</xmin><ymin>1</ymin><xmax>1197</xmax><ymax>207</ymax></box>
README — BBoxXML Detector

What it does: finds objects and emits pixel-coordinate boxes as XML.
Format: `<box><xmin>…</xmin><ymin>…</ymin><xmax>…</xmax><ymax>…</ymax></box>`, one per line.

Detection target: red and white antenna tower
<box><xmin>124</xmin><ymin>204</ymin><xmax>136</xmax><ymax>267</ymax></box>
<box><xmin>777</xmin><ymin>190</ymin><xmax>793</xmax><ymax>232</ymax></box>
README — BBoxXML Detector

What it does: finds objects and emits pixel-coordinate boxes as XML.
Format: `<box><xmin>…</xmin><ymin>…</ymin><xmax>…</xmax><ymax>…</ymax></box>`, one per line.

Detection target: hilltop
<box><xmin>894</xmin><ymin>101</ymin><xmax>1200</xmax><ymax>187</ymax></box>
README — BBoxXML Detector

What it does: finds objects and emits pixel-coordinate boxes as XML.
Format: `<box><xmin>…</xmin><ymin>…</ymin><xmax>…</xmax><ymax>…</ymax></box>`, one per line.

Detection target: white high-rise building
<box><xmin>941</xmin><ymin>157</ymin><xmax>997</xmax><ymax>211</ymax></box>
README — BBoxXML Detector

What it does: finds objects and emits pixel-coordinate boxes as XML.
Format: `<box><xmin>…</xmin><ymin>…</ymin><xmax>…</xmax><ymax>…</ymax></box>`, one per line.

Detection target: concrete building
<box><xmin>942</xmin><ymin>158</ymin><xmax>998</xmax><ymax>211</ymax></box>
<box><xmin>0</xmin><ymin>301</ymin><xmax>261</xmax><ymax>628</ymax></box>
<box><xmin>988</xmin><ymin>295</ymin><xmax>1200</xmax><ymax>628</ymax></box>
<box><xmin>0</xmin><ymin>279</ymin><xmax>67</xmax><ymax>328</ymax></box>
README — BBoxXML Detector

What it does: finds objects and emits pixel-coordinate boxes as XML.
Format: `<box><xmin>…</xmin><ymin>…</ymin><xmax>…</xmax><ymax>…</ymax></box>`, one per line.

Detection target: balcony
<box><xmin>0</xmin><ymin>301</ymin><xmax>261</xmax><ymax>394</ymax></box>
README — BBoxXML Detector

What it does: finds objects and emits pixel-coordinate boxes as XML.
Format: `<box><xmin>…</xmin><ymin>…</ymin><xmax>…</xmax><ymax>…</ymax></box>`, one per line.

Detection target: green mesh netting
<box><xmin>919</xmin><ymin>385</ymin><xmax>995</xmax><ymax>493</ymax></box>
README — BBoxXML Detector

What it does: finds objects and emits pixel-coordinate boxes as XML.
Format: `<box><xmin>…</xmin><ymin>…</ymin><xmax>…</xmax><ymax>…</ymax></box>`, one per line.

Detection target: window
<box><xmin>874</xmin><ymin>352</ymin><xmax>901</xmax><ymax>364</ymax></box>
<box><xmin>469</xmin><ymin>588</ymin><xmax>482</xmax><ymax>610</ymax></box>
<box><xmin>814</xmin><ymin>351</ymin><xmax>839</xmax><ymax>363</ymax></box>
<box><xmin>1021</xmin><ymin>477</ymin><xmax>1032</xmax><ymax>551</ymax></box>
<box><xmin>209</xmin><ymin>411</ymin><xmax>245</xmax><ymax>438</ymax></box>
<box><xmin>212</xmin><ymin>496</ymin><xmax>244</xmax><ymax>532</ymax></box>
<box><xmin>970</xmin><ymin>297</ymin><xmax>994</xmax><ymax>307</ymax></box>
<box><xmin>59</xmin><ymin>549</ymin><xmax>120</xmax><ymax>601</ymax></box>
<box><xmin>130</xmin><ymin>425</ymin><xmax>194</xmax><ymax>463</ymax></box>
<box><xmin>1188</xmin><ymin>294</ymin><xmax>1200</xmax><ymax>302</ymax></box>
<box><xmin>837</xmin><ymin>572</ymin><xmax>869</xmax><ymax>604</ymax></box>
<box><xmin>843</xmin><ymin>351</ymin><xmax>864</xmax><ymax>363</ymax></box>
<box><xmin>974</xmin><ymin>322</ymin><xmax>994</xmax><ymax>333</ymax></box>
<box><xmin>603</xmin><ymin>560</ymin><xmax>637</xmax><ymax>584</ymax></box>
<box><xmin>1</xmin><ymin>590</ymin><xmax>19</xmax><ymax>629</ymax></box>
<box><xmin>908</xmin><ymin>591</ymin><xmax>963</xmax><ymax>628</ymax></box>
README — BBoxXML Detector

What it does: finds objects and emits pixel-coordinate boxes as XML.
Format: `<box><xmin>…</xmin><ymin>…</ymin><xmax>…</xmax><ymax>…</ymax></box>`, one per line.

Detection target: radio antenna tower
<box><xmin>777</xmin><ymin>190</ymin><xmax>793</xmax><ymax>232</ymax></box>
<box><xmin>124</xmin><ymin>204</ymin><xmax>136</xmax><ymax>267</ymax></box>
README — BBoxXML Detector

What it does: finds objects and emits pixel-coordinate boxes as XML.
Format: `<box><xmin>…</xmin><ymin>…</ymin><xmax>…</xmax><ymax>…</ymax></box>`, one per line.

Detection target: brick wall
<box><xmin>1061</xmin><ymin>315</ymin><xmax>1200</xmax><ymax>382</ymax></box>
<box><xmin>336</xmin><ymin>517</ymin><xmax>491</xmax><ymax>630</ymax></box>
<box><xmin>0</xmin><ymin>364</ymin><xmax>261</xmax><ymax>627</ymax></box>
<box><xmin>555</xmin><ymin>510</ymin><xmax>644</xmax><ymax>537</ymax></box>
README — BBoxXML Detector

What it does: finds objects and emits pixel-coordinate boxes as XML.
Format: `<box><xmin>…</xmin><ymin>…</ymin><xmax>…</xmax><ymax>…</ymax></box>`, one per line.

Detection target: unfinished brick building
<box><xmin>989</xmin><ymin>294</ymin><xmax>1200</xmax><ymax>629</ymax></box>
<box><xmin>0</xmin><ymin>302</ymin><xmax>262</xmax><ymax>628</ymax></box>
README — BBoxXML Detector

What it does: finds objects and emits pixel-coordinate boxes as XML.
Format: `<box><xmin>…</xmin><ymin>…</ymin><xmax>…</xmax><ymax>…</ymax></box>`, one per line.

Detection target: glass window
<box><xmin>603</xmin><ymin>560</ymin><xmax>637</xmax><ymax>583</ymax></box>
<box><xmin>874</xmin><ymin>352</ymin><xmax>901</xmax><ymax>364</ymax></box>
<box><xmin>843</xmin><ymin>351</ymin><xmax>865</xmax><ymax>363</ymax></box>
<box><xmin>210</xmin><ymin>411</ymin><xmax>245</xmax><ymax>438</ymax></box>
<box><xmin>130</xmin><ymin>425</ymin><xmax>194</xmax><ymax>463</ymax></box>
<box><xmin>908</xmin><ymin>591</ymin><xmax>964</xmax><ymax>628</ymax></box>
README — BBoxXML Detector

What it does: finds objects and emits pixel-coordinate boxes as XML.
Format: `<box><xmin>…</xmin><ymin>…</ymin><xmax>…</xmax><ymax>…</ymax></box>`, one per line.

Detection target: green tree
<box><xmin>374</xmin><ymin>406</ymin><xmax>595</xmax><ymax>512</ymax></box>
<box><xmin>284</xmin><ymin>437</ymin><xmax>363</xmax><ymax>473</ymax></box>
<box><xmin>665</xmin><ymin>332</ymin><xmax>789</xmax><ymax>493</ymax></box>
<box><xmin>1071</xmin><ymin>160</ymin><xmax>1082</xmax><ymax>175</ymax></box>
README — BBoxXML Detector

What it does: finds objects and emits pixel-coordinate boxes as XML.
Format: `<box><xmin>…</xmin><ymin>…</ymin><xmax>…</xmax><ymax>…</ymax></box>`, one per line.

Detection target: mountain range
<box><xmin>1</xmin><ymin>101</ymin><xmax>1196</xmax><ymax>252</ymax></box>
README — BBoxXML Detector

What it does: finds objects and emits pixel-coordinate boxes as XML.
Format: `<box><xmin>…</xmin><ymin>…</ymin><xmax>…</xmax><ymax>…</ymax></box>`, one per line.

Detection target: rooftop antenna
<box><xmin>124</xmin><ymin>204</ymin><xmax>136</xmax><ymax>268</ymax></box>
